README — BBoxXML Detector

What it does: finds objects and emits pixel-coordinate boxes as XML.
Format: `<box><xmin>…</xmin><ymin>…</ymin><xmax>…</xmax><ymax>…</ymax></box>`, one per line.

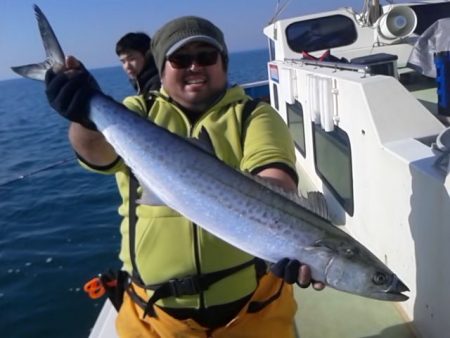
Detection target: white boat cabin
<box><xmin>260</xmin><ymin>1</ymin><xmax>450</xmax><ymax>337</ymax></box>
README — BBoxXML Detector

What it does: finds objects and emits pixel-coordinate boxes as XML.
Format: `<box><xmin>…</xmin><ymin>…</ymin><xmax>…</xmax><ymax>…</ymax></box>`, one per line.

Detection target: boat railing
<box><xmin>284</xmin><ymin>58</ymin><xmax>371</xmax><ymax>75</ymax></box>
<box><xmin>242</xmin><ymin>80</ymin><xmax>270</xmax><ymax>101</ymax></box>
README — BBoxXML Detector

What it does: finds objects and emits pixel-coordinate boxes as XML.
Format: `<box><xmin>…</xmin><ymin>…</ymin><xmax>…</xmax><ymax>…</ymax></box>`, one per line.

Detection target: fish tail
<box><xmin>10</xmin><ymin>5</ymin><xmax>65</xmax><ymax>81</ymax></box>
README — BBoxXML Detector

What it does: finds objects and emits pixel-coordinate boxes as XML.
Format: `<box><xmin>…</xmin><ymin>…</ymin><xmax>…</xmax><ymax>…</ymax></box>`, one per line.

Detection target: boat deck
<box><xmin>294</xmin><ymin>286</ymin><xmax>416</xmax><ymax>338</ymax></box>
<box><xmin>90</xmin><ymin>287</ymin><xmax>416</xmax><ymax>338</ymax></box>
<box><xmin>401</xmin><ymin>71</ymin><xmax>450</xmax><ymax>126</ymax></box>
<box><xmin>294</xmin><ymin>160</ymin><xmax>416</xmax><ymax>338</ymax></box>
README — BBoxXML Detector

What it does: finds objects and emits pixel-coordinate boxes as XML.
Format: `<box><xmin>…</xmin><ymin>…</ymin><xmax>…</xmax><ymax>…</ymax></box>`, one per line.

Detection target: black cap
<box><xmin>152</xmin><ymin>16</ymin><xmax>228</xmax><ymax>74</ymax></box>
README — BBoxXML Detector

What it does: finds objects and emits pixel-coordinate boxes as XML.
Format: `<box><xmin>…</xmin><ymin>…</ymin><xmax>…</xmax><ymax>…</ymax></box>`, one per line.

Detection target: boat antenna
<box><xmin>268</xmin><ymin>0</ymin><xmax>293</xmax><ymax>24</ymax></box>
<box><xmin>348</xmin><ymin>0</ymin><xmax>383</xmax><ymax>28</ymax></box>
<box><xmin>367</xmin><ymin>0</ymin><xmax>382</xmax><ymax>25</ymax></box>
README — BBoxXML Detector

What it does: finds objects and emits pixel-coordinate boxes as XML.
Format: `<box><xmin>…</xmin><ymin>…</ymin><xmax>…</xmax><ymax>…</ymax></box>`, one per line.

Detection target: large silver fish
<box><xmin>12</xmin><ymin>5</ymin><xmax>409</xmax><ymax>301</ymax></box>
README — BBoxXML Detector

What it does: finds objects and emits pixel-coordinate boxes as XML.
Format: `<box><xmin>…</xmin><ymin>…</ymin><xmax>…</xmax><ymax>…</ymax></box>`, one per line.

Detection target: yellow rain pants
<box><xmin>115</xmin><ymin>273</ymin><xmax>297</xmax><ymax>338</ymax></box>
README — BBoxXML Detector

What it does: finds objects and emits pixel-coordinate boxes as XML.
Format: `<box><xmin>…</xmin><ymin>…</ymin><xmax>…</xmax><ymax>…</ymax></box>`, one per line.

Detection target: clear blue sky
<box><xmin>1</xmin><ymin>0</ymin><xmax>400</xmax><ymax>80</ymax></box>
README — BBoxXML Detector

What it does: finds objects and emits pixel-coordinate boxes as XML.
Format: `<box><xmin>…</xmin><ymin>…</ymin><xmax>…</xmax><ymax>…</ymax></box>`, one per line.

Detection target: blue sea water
<box><xmin>0</xmin><ymin>49</ymin><xmax>269</xmax><ymax>338</ymax></box>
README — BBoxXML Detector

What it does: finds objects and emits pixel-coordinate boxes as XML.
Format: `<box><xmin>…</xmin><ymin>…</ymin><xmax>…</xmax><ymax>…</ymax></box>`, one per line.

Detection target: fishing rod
<box><xmin>0</xmin><ymin>157</ymin><xmax>75</xmax><ymax>187</ymax></box>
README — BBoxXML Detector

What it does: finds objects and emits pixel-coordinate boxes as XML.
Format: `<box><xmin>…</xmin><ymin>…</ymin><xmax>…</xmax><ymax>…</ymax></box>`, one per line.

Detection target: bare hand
<box><xmin>298</xmin><ymin>264</ymin><xmax>325</xmax><ymax>290</ymax></box>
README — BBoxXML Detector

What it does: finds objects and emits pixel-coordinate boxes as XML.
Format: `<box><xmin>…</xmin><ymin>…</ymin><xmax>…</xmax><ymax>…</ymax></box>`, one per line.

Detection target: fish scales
<box><xmin>91</xmin><ymin>96</ymin><xmax>387</xmax><ymax>289</ymax></box>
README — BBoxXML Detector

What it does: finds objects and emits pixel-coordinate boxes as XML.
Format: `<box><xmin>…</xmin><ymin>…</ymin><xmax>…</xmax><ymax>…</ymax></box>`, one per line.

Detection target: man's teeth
<box><xmin>187</xmin><ymin>79</ymin><xmax>204</xmax><ymax>84</ymax></box>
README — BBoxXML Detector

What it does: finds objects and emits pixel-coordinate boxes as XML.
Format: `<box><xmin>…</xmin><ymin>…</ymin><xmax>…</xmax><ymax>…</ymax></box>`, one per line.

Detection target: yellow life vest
<box><xmin>81</xmin><ymin>85</ymin><xmax>297</xmax><ymax>309</ymax></box>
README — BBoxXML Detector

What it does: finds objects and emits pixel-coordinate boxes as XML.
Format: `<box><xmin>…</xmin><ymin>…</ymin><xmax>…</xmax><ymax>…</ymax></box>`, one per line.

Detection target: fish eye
<box><xmin>340</xmin><ymin>246</ymin><xmax>358</xmax><ymax>257</ymax></box>
<box><xmin>372</xmin><ymin>272</ymin><xmax>388</xmax><ymax>285</ymax></box>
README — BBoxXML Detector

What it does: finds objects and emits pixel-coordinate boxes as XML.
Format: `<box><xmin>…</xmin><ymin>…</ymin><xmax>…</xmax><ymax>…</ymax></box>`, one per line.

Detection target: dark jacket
<box><xmin>132</xmin><ymin>52</ymin><xmax>161</xmax><ymax>95</ymax></box>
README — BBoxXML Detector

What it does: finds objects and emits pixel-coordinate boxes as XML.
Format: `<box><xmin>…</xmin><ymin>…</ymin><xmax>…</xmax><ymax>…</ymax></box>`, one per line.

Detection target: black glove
<box><xmin>45</xmin><ymin>65</ymin><xmax>100</xmax><ymax>130</ymax></box>
<box><xmin>270</xmin><ymin>258</ymin><xmax>301</xmax><ymax>284</ymax></box>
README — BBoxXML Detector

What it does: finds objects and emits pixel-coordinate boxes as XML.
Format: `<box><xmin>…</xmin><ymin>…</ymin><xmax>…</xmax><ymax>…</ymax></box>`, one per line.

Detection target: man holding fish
<box><xmin>44</xmin><ymin>15</ymin><xmax>323</xmax><ymax>337</ymax></box>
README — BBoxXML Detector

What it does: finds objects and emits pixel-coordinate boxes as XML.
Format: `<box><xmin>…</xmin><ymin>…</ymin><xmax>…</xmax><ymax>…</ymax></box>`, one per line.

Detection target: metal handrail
<box><xmin>284</xmin><ymin>58</ymin><xmax>371</xmax><ymax>74</ymax></box>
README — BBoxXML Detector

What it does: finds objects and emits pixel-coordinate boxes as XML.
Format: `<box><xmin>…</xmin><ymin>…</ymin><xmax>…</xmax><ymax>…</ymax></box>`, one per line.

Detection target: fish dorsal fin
<box><xmin>305</xmin><ymin>191</ymin><xmax>331</xmax><ymax>221</ymax></box>
<box><xmin>246</xmin><ymin>173</ymin><xmax>331</xmax><ymax>221</ymax></box>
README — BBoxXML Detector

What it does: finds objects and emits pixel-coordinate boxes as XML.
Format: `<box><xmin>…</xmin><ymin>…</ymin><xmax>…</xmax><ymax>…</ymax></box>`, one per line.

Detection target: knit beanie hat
<box><xmin>151</xmin><ymin>16</ymin><xmax>228</xmax><ymax>75</ymax></box>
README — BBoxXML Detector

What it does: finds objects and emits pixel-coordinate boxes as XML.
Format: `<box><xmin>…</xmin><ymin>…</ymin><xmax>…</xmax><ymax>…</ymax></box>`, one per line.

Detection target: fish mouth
<box><xmin>376</xmin><ymin>291</ymin><xmax>409</xmax><ymax>302</ymax></box>
<box><xmin>377</xmin><ymin>276</ymin><xmax>410</xmax><ymax>301</ymax></box>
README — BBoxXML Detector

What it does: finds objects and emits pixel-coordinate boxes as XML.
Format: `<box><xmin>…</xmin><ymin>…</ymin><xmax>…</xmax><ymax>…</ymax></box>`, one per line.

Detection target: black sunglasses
<box><xmin>167</xmin><ymin>50</ymin><xmax>220</xmax><ymax>69</ymax></box>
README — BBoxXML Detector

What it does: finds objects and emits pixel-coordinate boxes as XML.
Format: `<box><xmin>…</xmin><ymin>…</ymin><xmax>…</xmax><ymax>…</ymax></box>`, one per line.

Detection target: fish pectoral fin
<box><xmin>312</xmin><ymin>239</ymin><xmax>358</xmax><ymax>258</ymax></box>
<box><xmin>312</xmin><ymin>239</ymin><xmax>339</xmax><ymax>253</ymax></box>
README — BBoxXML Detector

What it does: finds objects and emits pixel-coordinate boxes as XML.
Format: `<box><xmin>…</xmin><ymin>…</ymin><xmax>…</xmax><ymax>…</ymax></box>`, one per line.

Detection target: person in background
<box><xmin>115</xmin><ymin>32</ymin><xmax>160</xmax><ymax>94</ymax></box>
<box><xmin>44</xmin><ymin>16</ymin><xmax>324</xmax><ymax>338</ymax></box>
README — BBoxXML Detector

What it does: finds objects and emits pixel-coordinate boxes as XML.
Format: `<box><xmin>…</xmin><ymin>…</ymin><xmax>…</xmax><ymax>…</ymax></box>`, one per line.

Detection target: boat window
<box><xmin>272</xmin><ymin>83</ymin><xmax>279</xmax><ymax>110</ymax></box>
<box><xmin>313</xmin><ymin>125</ymin><xmax>354</xmax><ymax>215</ymax></box>
<box><xmin>286</xmin><ymin>101</ymin><xmax>306</xmax><ymax>157</ymax></box>
<box><xmin>269</xmin><ymin>39</ymin><xmax>275</xmax><ymax>61</ymax></box>
<box><xmin>286</xmin><ymin>15</ymin><xmax>357</xmax><ymax>53</ymax></box>
<box><xmin>410</xmin><ymin>2</ymin><xmax>450</xmax><ymax>35</ymax></box>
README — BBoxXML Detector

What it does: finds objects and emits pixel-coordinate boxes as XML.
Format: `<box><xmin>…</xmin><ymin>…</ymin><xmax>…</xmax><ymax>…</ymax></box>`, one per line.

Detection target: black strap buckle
<box><xmin>168</xmin><ymin>276</ymin><xmax>201</xmax><ymax>297</ymax></box>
